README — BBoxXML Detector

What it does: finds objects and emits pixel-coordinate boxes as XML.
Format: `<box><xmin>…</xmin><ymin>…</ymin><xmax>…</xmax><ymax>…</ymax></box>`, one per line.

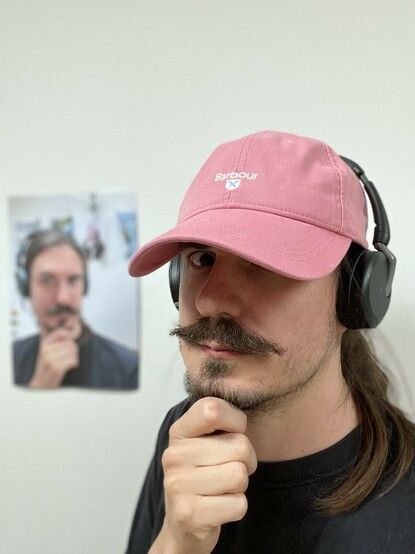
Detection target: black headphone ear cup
<box><xmin>358</xmin><ymin>249</ymin><xmax>392</xmax><ymax>328</ymax></box>
<box><xmin>15</xmin><ymin>237</ymin><xmax>31</xmax><ymax>297</ymax></box>
<box><xmin>336</xmin><ymin>243</ymin><xmax>392</xmax><ymax>329</ymax></box>
<box><xmin>15</xmin><ymin>267</ymin><xmax>29</xmax><ymax>297</ymax></box>
<box><xmin>336</xmin><ymin>244</ymin><xmax>365</xmax><ymax>330</ymax></box>
<box><xmin>169</xmin><ymin>255</ymin><xmax>181</xmax><ymax>311</ymax></box>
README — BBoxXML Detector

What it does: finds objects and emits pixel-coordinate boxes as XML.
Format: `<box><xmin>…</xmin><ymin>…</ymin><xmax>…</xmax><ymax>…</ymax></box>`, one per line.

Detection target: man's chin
<box><xmin>42</xmin><ymin>317</ymin><xmax>81</xmax><ymax>339</ymax></box>
<box><xmin>183</xmin><ymin>374</ymin><xmax>275</xmax><ymax>413</ymax></box>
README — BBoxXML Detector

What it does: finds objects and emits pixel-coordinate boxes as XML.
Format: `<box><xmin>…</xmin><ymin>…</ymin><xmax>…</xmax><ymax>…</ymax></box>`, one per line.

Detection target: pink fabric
<box><xmin>128</xmin><ymin>130</ymin><xmax>369</xmax><ymax>280</ymax></box>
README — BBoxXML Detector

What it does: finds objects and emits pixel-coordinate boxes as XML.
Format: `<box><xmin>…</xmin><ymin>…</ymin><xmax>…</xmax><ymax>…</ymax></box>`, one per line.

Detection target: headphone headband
<box><xmin>340</xmin><ymin>156</ymin><xmax>396</xmax><ymax>297</ymax></box>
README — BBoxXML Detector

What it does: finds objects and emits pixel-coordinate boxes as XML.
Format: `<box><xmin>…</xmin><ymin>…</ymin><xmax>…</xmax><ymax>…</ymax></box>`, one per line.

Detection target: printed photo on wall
<box><xmin>8</xmin><ymin>192</ymin><xmax>140</xmax><ymax>391</ymax></box>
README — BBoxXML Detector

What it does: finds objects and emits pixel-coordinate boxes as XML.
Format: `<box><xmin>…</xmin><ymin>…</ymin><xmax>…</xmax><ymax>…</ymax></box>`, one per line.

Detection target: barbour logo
<box><xmin>226</xmin><ymin>179</ymin><xmax>240</xmax><ymax>190</ymax></box>
<box><xmin>214</xmin><ymin>171</ymin><xmax>259</xmax><ymax>190</ymax></box>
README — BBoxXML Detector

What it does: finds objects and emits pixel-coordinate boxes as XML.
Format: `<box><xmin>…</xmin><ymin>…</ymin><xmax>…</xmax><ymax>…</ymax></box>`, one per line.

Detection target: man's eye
<box><xmin>69</xmin><ymin>275</ymin><xmax>83</xmax><ymax>285</ymax></box>
<box><xmin>187</xmin><ymin>251</ymin><xmax>215</xmax><ymax>268</ymax></box>
<box><xmin>39</xmin><ymin>275</ymin><xmax>55</xmax><ymax>286</ymax></box>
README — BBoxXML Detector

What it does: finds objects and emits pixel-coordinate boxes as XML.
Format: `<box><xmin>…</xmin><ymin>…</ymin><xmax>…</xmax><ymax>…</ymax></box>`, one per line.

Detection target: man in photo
<box><xmin>126</xmin><ymin>130</ymin><xmax>414</xmax><ymax>552</ymax></box>
<box><xmin>13</xmin><ymin>229</ymin><xmax>138</xmax><ymax>389</ymax></box>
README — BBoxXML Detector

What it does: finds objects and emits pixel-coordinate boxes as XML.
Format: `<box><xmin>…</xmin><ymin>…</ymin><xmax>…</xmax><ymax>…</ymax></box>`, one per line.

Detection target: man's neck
<box><xmin>245</xmin><ymin>358</ymin><xmax>360</xmax><ymax>463</ymax></box>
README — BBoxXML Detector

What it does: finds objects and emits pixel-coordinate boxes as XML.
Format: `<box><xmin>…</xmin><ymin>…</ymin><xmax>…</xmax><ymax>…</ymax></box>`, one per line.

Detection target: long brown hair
<box><xmin>315</xmin><ymin>252</ymin><xmax>415</xmax><ymax>516</ymax></box>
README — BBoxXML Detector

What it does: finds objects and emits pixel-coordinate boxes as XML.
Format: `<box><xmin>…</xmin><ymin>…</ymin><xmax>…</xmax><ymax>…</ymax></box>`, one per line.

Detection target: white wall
<box><xmin>0</xmin><ymin>1</ymin><xmax>414</xmax><ymax>553</ymax></box>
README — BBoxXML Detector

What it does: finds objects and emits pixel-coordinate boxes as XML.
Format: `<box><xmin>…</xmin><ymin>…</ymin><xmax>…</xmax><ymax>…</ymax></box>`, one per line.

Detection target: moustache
<box><xmin>169</xmin><ymin>316</ymin><xmax>285</xmax><ymax>356</ymax></box>
<box><xmin>47</xmin><ymin>305</ymin><xmax>79</xmax><ymax>317</ymax></box>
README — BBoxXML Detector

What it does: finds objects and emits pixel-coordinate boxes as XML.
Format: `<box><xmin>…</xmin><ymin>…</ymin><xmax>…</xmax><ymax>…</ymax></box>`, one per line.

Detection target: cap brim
<box><xmin>128</xmin><ymin>208</ymin><xmax>352</xmax><ymax>280</ymax></box>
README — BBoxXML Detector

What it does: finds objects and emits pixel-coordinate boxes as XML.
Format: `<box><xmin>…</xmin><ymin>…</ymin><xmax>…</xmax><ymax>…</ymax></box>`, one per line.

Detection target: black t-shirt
<box><xmin>126</xmin><ymin>399</ymin><xmax>415</xmax><ymax>553</ymax></box>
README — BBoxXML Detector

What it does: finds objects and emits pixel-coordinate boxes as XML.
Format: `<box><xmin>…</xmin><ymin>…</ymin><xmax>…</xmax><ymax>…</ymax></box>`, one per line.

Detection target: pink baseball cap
<box><xmin>128</xmin><ymin>130</ymin><xmax>369</xmax><ymax>280</ymax></box>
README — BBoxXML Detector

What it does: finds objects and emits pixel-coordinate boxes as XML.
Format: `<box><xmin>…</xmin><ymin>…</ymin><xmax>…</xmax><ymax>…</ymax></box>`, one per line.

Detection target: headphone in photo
<box><xmin>15</xmin><ymin>229</ymin><xmax>89</xmax><ymax>298</ymax></box>
<box><xmin>168</xmin><ymin>157</ymin><xmax>396</xmax><ymax>330</ymax></box>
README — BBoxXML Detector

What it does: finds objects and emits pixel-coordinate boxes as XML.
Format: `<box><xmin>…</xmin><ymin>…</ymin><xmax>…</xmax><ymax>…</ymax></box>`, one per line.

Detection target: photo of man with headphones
<box><xmin>13</xmin><ymin>229</ymin><xmax>138</xmax><ymax>389</ymax></box>
<box><xmin>125</xmin><ymin>130</ymin><xmax>414</xmax><ymax>553</ymax></box>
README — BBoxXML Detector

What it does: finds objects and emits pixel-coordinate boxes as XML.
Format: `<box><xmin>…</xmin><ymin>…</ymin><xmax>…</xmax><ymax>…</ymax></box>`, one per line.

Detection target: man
<box><xmin>126</xmin><ymin>130</ymin><xmax>415</xmax><ymax>552</ymax></box>
<box><xmin>13</xmin><ymin>229</ymin><xmax>138</xmax><ymax>389</ymax></box>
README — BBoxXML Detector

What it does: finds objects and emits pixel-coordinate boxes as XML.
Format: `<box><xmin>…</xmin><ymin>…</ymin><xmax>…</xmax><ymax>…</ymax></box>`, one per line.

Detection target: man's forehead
<box><xmin>31</xmin><ymin>245</ymin><xmax>84</xmax><ymax>272</ymax></box>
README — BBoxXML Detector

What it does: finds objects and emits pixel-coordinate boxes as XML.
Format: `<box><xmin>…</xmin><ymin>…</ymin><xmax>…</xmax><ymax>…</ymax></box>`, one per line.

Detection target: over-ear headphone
<box><xmin>335</xmin><ymin>156</ymin><xmax>396</xmax><ymax>329</ymax></box>
<box><xmin>15</xmin><ymin>229</ymin><xmax>89</xmax><ymax>298</ymax></box>
<box><xmin>168</xmin><ymin>156</ymin><xmax>396</xmax><ymax>330</ymax></box>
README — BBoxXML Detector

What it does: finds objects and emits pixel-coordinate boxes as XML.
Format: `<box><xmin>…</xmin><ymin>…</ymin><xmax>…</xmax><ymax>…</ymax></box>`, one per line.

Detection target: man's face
<box><xmin>170</xmin><ymin>243</ymin><xmax>345</xmax><ymax>415</ymax></box>
<box><xmin>29</xmin><ymin>244</ymin><xmax>85</xmax><ymax>339</ymax></box>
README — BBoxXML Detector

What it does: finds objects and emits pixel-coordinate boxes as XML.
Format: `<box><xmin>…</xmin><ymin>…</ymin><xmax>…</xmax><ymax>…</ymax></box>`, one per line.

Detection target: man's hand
<box><xmin>29</xmin><ymin>328</ymin><xmax>79</xmax><ymax>388</ymax></box>
<box><xmin>150</xmin><ymin>397</ymin><xmax>257</xmax><ymax>554</ymax></box>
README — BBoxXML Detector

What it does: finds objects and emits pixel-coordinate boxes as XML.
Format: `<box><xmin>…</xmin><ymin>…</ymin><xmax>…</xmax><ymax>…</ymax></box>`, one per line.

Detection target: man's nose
<box><xmin>55</xmin><ymin>281</ymin><xmax>73</xmax><ymax>305</ymax></box>
<box><xmin>195</xmin><ymin>258</ymin><xmax>245</xmax><ymax>319</ymax></box>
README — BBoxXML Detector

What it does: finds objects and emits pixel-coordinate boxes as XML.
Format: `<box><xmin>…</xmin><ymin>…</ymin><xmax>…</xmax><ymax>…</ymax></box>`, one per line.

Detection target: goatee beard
<box><xmin>172</xmin><ymin>316</ymin><xmax>287</xmax><ymax>416</ymax></box>
<box><xmin>183</xmin><ymin>361</ymin><xmax>278</xmax><ymax>414</ymax></box>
